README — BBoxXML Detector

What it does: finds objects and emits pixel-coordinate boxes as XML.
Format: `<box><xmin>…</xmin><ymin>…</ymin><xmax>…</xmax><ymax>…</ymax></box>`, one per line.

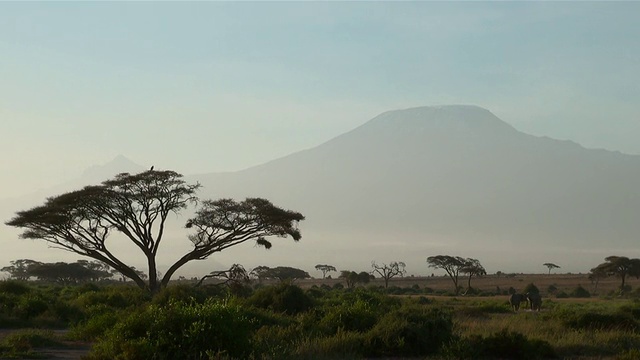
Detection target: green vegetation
<box><xmin>2</xmin><ymin>279</ymin><xmax>640</xmax><ymax>359</ymax></box>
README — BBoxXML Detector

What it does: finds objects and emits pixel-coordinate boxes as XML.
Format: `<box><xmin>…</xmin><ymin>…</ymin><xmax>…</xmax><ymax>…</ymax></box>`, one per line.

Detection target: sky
<box><xmin>1</xmin><ymin>1</ymin><xmax>639</xmax><ymax>199</ymax></box>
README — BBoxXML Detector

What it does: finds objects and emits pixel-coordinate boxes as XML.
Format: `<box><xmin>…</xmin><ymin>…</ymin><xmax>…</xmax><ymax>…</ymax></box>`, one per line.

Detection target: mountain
<box><xmin>2</xmin><ymin>106</ymin><xmax>639</xmax><ymax>276</ymax></box>
<box><xmin>191</xmin><ymin>105</ymin><xmax>640</xmax><ymax>273</ymax></box>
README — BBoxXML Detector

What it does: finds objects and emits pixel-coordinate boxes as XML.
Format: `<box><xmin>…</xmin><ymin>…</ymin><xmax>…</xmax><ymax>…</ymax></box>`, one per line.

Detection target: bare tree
<box><xmin>196</xmin><ymin>263</ymin><xmax>250</xmax><ymax>288</ymax></box>
<box><xmin>7</xmin><ymin>170</ymin><xmax>304</xmax><ymax>294</ymax></box>
<box><xmin>371</xmin><ymin>261</ymin><xmax>406</xmax><ymax>288</ymax></box>
<box><xmin>543</xmin><ymin>263</ymin><xmax>561</xmax><ymax>274</ymax></box>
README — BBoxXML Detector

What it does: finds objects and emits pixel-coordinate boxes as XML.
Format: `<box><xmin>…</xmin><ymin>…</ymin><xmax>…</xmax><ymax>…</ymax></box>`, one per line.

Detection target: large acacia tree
<box><xmin>427</xmin><ymin>255</ymin><xmax>467</xmax><ymax>295</ymax></box>
<box><xmin>592</xmin><ymin>256</ymin><xmax>640</xmax><ymax>292</ymax></box>
<box><xmin>6</xmin><ymin>170</ymin><xmax>304</xmax><ymax>294</ymax></box>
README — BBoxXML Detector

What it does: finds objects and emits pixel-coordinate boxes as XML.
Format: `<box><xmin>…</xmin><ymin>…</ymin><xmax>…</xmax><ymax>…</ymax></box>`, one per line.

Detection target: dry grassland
<box><xmin>296</xmin><ymin>273</ymin><xmax>635</xmax><ymax>296</ymax></box>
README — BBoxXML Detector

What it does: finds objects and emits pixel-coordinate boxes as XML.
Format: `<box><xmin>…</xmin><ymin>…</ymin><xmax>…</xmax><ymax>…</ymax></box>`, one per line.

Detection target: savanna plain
<box><xmin>1</xmin><ymin>273</ymin><xmax>640</xmax><ymax>360</ymax></box>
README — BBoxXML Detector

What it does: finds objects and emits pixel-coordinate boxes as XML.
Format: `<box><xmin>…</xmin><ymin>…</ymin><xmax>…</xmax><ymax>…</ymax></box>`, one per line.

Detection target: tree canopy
<box><xmin>460</xmin><ymin>258</ymin><xmax>486</xmax><ymax>295</ymax></box>
<box><xmin>339</xmin><ymin>270</ymin><xmax>371</xmax><ymax>289</ymax></box>
<box><xmin>250</xmin><ymin>266</ymin><xmax>310</xmax><ymax>282</ymax></box>
<box><xmin>315</xmin><ymin>264</ymin><xmax>337</xmax><ymax>279</ymax></box>
<box><xmin>1</xmin><ymin>259</ymin><xmax>113</xmax><ymax>284</ymax></box>
<box><xmin>6</xmin><ymin>170</ymin><xmax>304</xmax><ymax>294</ymax></box>
<box><xmin>427</xmin><ymin>255</ymin><xmax>467</xmax><ymax>295</ymax></box>
<box><xmin>543</xmin><ymin>263</ymin><xmax>561</xmax><ymax>274</ymax></box>
<box><xmin>591</xmin><ymin>256</ymin><xmax>640</xmax><ymax>292</ymax></box>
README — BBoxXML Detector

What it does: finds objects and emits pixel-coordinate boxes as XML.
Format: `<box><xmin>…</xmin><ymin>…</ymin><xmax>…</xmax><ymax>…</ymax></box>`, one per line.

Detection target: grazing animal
<box><xmin>526</xmin><ymin>292</ymin><xmax>542</xmax><ymax>311</ymax></box>
<box><xmin>509</xmin><ymin>293</ymin><xmax>526</xmax><ymax>311</ymax></box>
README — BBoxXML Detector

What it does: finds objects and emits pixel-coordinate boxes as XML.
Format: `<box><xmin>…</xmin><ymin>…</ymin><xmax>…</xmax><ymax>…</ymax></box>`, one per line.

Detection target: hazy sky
<box><xmin>1</xmin><ymin>1</ymin><xmax>639</xmax><ymax>199</ymax></box>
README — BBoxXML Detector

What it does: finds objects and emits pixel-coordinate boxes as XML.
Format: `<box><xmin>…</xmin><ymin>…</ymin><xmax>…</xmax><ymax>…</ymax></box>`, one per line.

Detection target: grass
<box><xmin>444</xmin><ymin>297</ymin><xmax>640</xmax><ymax>358</ymax></box>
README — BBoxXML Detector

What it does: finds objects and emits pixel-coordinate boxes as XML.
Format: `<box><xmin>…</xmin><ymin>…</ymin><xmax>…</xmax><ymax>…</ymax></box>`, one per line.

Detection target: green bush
<box><xmin>246</xmin><ymin>283</ymin><xmax>313</xmax><ymax>315</ymax></box>
<box><xmin>445</xmin><ymin>329</ymin><xmax>556</xmax><ymax>359</ymax></box>
<box><xmin>556</xmin><ymin>308</ymin><xmax>639</xmax><ymax>331</ymax></box>
<box><xmin>570</xmin><ymin>285</ymin><xmax>591</xmax><ymax>298</ymax></box>
<box><xmin>16</xmin><ymin>294</ymin><xmax>49</xmax><ymax>319</ymax></box>
<box><xmin>88</xmin><ymin>299</ymin><xmax>253</xmax><ymax>360</ymax></box>
<box><xmin>320</xmin><ymin>299</ymin><xmax>378</xmax><ymax>333</ymax></box>
<box><xmin>293</xmin><ymin>330</ymin><xmax>365</xmax><ymax>359</ymax></box>
<box><xmin>68</xmin><ymin>310</ymin><xmax>122</xmax><ymax>341</ymax></box>
<box><xmin>364</xmin><ymin>305</ymin><xmax>453</xmax><ymax>357</ymax></box>
<box><xmin>0</xmin><ymin>280</ymin><xmax>31</xmax><ymax>296</ymax></box>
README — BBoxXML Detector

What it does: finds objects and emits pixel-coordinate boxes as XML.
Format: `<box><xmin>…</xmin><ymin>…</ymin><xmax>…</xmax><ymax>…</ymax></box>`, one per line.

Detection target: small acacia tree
<box><xmin>543</xmin><ymin>263</ymin><xmax>561</xmax><ymax>274</ymax></box>
<box><xmin>371</xmin><ymin>261</ymin><xmax>406</xmax><ymax>288</ymax></box>
<box><xmin>427</xmin><ymin>255</ymin><xmax>466</xmax><ymax>295</ymax></box>
<box><xmin>6</xmin><ymin>170</ymin><xmax>304</xmax><ymax>294</ymax></box>
<box><xmin>315</xmin><ymin>264</ymin><xmax>337</xmax><ymax>279</ymax></box>
<box><xmin>460</xmin><ymin>258</ymin><xmax>486</xmax><ymax>295</ymax></box>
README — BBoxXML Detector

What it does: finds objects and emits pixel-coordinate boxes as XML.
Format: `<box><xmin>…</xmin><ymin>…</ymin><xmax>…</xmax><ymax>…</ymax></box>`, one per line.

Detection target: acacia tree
<box><xmin>588</xmin><ymin>266</ymin><xmax>608</xmax><ymax>294</ymax></box>
<box><xmin>460</xmin><ymin>258</ymin><xmax>486</xmax><ymax>295</ymax></box>
<box><xmin>592</xmin><ymin>256</ymin><xmax>640</xmax><ymax>292</ymax></box>
<box><xmin>6</xmin><ymin>170</ymin><xmax>304</xmax><ymax>294</ymax></box>
<box><xmin>427</xmin><ymin>255</ymin><xmax>466</xmax><ymax>295</ymax></box>
<box><xmin>339</xmin><ymin>270</ymin><xmax>371</xmax><ymax>289</ymax></box>
<box><xmin>371</xmin><ymin>261</ymin><xmax>406</xmax><ymax>288</ymax></box>
<box><xmin>315</xmin><ymin>264</ymin><xmax>337</xmax><ymax>279</ymax></box>
<box><xmin>1</xmin><ymin>259</ymin><xmax>41</xmax><ymax>281</ymax></box>
<box><xmin>543</xmin><ymin>263</ymin><xmax>561</xmax><ymax>274</ymax></box>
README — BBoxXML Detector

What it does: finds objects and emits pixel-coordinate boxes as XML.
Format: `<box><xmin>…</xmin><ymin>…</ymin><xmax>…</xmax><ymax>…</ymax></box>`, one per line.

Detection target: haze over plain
<box><xmin>1</xmin><ymin>2</ymin><xmax>639</xmax><ymax>277</ymax></box>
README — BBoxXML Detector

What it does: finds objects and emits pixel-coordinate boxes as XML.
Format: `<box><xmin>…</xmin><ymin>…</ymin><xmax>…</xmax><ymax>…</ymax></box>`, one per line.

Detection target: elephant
<box><xmin>526</xmin><ymin>292</ymin><xmax>542</xmax><ymax>311</ymax></box>
<box><xmin>509</xmin><ymin>293</ymin><xmax>527</xmax><ymax>311</ymax></box>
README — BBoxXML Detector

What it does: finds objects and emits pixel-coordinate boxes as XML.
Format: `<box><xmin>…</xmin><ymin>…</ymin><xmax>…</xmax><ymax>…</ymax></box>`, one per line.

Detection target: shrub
<box><xmin>16</xmin><ymin>295</ymin><xmax>49</xmax><ymax>319</ymax></box>
<box><xmin>556</xmin><ymin>291</ymin><xmax>569</xmax><ymax>298</ymax></box>
<box><xmin>364</xmin><ymin>305</ymin><xmax>453</xmax><ymax>357</ymax></box>
<box><xmin>445</xmin><ymin>329</ymin><xmax>555</xmax><ymax>359</ymax></box>
<box><xmin>320</xmin><ymin>299</ymin><xmax>378</xmax><ymax>333</ymax></box>
<box><xmin>246</xmin><ymin>283</ymin><xmax>313</xmax><ymax>315</ymax></box>
<box><xmin>88</xmin><ymin>299</ymin><xmax>253</xmax><ymax>359</ymax></box>
<box><xmin>293</xmin><ymin>330</ymin><xmax>365</xmax><ymax>359</ymax></box>
<box><xmin>0</xmin><ymin>281</ymin><xmax>31</xmax><ymax>296</ymax></box>
<box><xmin>557</xmin><ymin>308</ymin><xmax>639</xmax><ymax>331</ymax></box>
<box><xmin>570</xmin><ymin>285</ymin><xmax>591</xmax><ymax>298</ymax></box>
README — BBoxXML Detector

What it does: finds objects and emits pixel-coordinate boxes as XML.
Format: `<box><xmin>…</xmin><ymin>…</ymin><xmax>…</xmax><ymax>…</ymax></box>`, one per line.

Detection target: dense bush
<box><xmin>319</xmin><ymin>299</ymin><xmax>378</xmax><ymax>333</ymax></box>
<box><xmin>364</xmin><ymin>305</ymin><xmax>453</xmax><ymax>357</ymax></box>
<box><xmin>0</xmin><ymin>280</ymin><xmax>31</xmax><ymax>296</ymax></box>
<box><xmin>246</xmin><ymin>283</ymin><xmax>313</xmax><ymax>315</ymax></box>
<box><xmin>570</xmin><ymin>285</ymin><xmax>591</xmax><ymax>298</ymax></box>
<box><xmin>555</xmin><ymin>308</ymin><xmax>639</xmax><ymax>331</ymax></box>
<box><xmin>88</xmin><ymin>299</ymin><xmax>253</xmax><ymax>359</ymax></box>
<box><xmin>445</xmin><ymin>329</ymin><xmax>556</xmax><ymax>359</ymax></box>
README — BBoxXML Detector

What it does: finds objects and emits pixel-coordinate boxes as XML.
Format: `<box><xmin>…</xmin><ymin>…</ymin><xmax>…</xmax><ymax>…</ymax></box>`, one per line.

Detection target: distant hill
<box><xmin>2</xmin><ymin>106</ymin><xmax>639</xmax><ymax>276</ymax></box>
<box><xmin>191</xmin><ymin>105</ymin><xmax>640</xmax><ymax>273</ymax></box>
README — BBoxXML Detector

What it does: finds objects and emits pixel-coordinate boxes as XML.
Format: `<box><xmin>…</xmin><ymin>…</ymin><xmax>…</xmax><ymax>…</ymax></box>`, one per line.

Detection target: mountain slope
<box><xmin>192</xmin><ymin>105</ymin><xmax>640</xmax><ymax>273</ymax></box>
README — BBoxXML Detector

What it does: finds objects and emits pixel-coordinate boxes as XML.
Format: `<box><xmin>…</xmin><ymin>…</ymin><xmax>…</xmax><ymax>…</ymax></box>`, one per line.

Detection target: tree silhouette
<box><xmin>371</xmin><ymin>261</ymin><xmax>406</xmax><ymax>288</ymax></box>
<box><xmin>7</xmin><ymin>170</ymin><xmax>304</xmax><ymax>294</ymax></box>
<box><xmin>460</xmin><ymin>258</ymin><xmax>486</xmax><ymax>295</ymax></box>
<box><xmin>315</xmin><ymin>264</ymin><xmax>337</xmax><ymax>279</ymax></box>
<box><xmin>543</xmin><ymin>263</ymin><xmax>561</xmax><ymax>274</ymax></box>
<box><xmin>592</xmin><ymin>256</ymin><xmax>640</xmax><ymax>293</ymax></box>
<box><xmin>427</xmin><ymin>255</ymin><xmax>466</xmax><ymax>295</ymax></box>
